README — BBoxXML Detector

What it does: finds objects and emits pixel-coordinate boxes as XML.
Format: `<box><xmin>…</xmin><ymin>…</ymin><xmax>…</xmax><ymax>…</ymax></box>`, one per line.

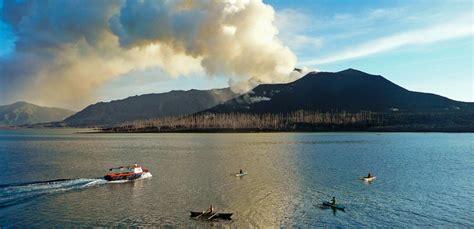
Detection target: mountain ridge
<box><xmin>32</xmin><ymin>68</ymin><xmax>474</xmax><ymax>131</ymax></box>
<box><xmin>0</xmin><ymin>101</ymin><xmax>75</xmax><ymax>126</ymax></box>
<box><xmin>203</xmin><ymin>69</ymin><xmax>473</xmax><ymax>114</ymax></box>
<box><xmin>62</xmin><ymin>87</ymin><xmax>237</xmax><ymax>127</ymax></box>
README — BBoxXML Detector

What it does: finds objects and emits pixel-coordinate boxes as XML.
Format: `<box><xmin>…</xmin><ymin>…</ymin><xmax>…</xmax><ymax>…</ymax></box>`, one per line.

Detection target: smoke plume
<box><xmin>0</xmin><ymin>0</ymin><xmax>297</xmax><ymax>109</ymax></box>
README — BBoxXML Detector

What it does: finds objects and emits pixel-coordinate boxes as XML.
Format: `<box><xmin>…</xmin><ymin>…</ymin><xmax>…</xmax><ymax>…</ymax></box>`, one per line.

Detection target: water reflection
<box><xmin>1</xmin><ymin>131</ymin><xmax>473</xmax><ymax>227</ymax></box>
<box><xmin>159</xmin><ymin>133</ymin><xmax>303</xmax><ymax>227</ymax></box>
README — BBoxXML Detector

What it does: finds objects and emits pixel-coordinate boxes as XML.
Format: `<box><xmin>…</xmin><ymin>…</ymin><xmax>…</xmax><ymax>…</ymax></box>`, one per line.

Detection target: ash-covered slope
<box><xmin>63</xmin><ymin>88</ymin><xmax>237</xmax><ymax>127</ymax></box>
<box><xmin>205</xmin><ymin>69</ymin><xmax>473</xmax><ymax>114</ymax></box>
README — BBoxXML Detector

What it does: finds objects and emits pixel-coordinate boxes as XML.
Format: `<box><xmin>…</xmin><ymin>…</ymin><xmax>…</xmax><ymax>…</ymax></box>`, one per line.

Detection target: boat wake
<box><xmin>141</xmin><ymin>172</ymin><xmax>153</xmax><ymax>179</ymax></box>
<box><xmin>0</xmin><ymin>172</ymin><xmax>153</xmax><ymax>208</ymax></box>
<box><xmin>0</xmin><ymin>178</ymin><xmax>107</xmax><ymax>208</ymax></box>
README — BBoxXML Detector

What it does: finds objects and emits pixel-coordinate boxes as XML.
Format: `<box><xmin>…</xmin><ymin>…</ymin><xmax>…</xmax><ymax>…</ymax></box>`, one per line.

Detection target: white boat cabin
<box><xmin>109</xmin><ymin>165</ymin><xmax>143</xmax><ymax>174</ymax></box>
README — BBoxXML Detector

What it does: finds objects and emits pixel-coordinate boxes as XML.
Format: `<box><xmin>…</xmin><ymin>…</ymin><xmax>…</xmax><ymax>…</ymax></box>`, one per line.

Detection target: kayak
<box><xmin>190</xmin><ymin>211</ymin><xmax>233</xmax><ymax>220</ymax></box>
<box><xmin>362</xmin><ymin>176</ymin><xmax>376</xmax><ymax>182</ymax></box>
<box><xmin>322</xmin><ymin>202</ymin><xmax>345</xmax><ymax>210</ymax></box>
<box><xmin>235</xmin><ymin>172</ymin><xmax>247</xmax><ymax>177</ymax></box>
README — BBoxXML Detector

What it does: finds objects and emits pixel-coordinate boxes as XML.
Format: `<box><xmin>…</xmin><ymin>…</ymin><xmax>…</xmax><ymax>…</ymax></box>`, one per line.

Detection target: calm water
<box><xmin>0</xmin><ymin>129</ymin><xmax>473</xmax><ymax>227</ymax></box>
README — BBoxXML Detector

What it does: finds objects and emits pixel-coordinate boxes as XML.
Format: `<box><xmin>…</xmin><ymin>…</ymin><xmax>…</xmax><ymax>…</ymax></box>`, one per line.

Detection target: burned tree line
<box><xmin>101</xmin><ymin>110</ymin><xmax>384</xmax><ymax>132</ymax></box>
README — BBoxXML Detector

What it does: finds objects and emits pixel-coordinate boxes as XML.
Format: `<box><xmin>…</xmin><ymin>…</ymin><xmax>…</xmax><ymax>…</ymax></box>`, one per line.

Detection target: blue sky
<box><xmin>0</xmin><ymin>0</ymin><xmax>472</xmax><ymax>108</ymax></box>
<box><xmin>268</xmin><ymin>0</ymin><xmax>473</xmax><ymax>102</ymax></box>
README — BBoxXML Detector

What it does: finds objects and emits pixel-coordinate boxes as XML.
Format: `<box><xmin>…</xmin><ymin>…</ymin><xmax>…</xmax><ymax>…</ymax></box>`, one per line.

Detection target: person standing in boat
<box><xmin>332</xmin><ymin>197</ymin><xmax>336</xmax><ymax>205</ymax></box>
<box><xmin>207</xmin><ymin>205</ymin><xmax>214</xmax><ymax>214</ymax></box>
<box><xmin>240</xmin><ymin>169</ymin><xmax>243</xmax><ymax>174</ymax></box>
<box><xmin>367</xmin><ymin>172</ymin><xmax>372</xmax><ymax>178</ymax></box>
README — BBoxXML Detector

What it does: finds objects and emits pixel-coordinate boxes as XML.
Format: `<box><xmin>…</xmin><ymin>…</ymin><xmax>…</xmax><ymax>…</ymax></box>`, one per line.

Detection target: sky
<box><xmin>0</xmin><ymin>0</ymin><xmax>472</xmax><ymax>110</ymax></box>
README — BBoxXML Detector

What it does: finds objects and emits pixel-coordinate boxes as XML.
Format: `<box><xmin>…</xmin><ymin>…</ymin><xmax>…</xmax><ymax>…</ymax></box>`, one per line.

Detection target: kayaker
<box><xmin>331</xmin><ymin>197</ymin><xmax>336</xmax><ymax>205</ymax></box>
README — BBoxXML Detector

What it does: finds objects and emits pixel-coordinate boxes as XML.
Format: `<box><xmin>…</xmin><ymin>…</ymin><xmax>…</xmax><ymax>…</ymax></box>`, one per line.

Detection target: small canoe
<box><xmin>235</xmin><ymin>172</ymin><xmax>247</xmax><ymax>177</ymax></box>
<box><xmin>190</xmin><ymin>211</ymin><xmax>233</xmax><ymax>220</ymax></box>
<box><xmin>362</xmin><ymin>176</ymin><xmax>376</xmax><ymax>182</ymax></box>
<box><xmin>322</xmin><ymin>202</ymin><xmax>345</xmax><ymax>210</ymax></box>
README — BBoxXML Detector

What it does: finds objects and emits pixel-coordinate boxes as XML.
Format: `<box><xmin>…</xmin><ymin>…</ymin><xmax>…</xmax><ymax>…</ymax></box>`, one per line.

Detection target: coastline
<box><xmin>95</xmin><ymin>126</ymin><xmax>474</xmax><ymax>133</ymax></box>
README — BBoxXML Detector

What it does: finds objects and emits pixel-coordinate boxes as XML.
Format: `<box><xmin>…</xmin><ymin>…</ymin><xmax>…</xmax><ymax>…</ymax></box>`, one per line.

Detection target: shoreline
<box><xmin>94</xmin><ymin>127</ymin><xmax>474</xmax><ymax>134</ymax></box>
<box><xmin>2</xmin><ymin>126</ymin><xmax>473</xmax><ymax>133</ymax></box>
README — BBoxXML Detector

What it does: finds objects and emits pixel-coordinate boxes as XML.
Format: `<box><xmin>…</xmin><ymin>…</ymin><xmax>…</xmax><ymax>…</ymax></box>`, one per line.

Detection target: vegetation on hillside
<box><xmin>99</xmin><ymin>110</ymin><xmax>474</xmax><ymax>133</ymax></box>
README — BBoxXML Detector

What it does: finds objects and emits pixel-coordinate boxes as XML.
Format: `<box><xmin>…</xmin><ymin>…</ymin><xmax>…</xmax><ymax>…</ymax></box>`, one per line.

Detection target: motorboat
<box><xmin>104</xmin><ymin>164</ymin><xmax>151</xmax><ymax>181</ymax></box>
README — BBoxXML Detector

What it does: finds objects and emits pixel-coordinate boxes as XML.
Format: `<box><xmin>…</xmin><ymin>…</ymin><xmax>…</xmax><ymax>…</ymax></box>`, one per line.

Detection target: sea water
<box><xmin>0</xmin><ymin>129</ymin><xmax>473</xmax><ymax>227</ymax></box>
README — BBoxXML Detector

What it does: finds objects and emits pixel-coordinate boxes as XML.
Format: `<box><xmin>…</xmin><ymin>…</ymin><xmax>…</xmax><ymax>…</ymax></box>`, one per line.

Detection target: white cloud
<box><xmin>287</xmin><ymin>34</ymin><xmax>323</xmax><ymax>50</ymax></box>
<box><xmin>275</xmin><ymin>9</ymin><xmax>323</xmax><ymax>51</ymax></box>
<box><xmin>301</xmin><ymin>17</ymin><xmax>474</xmax><ymax>65</ymax></box>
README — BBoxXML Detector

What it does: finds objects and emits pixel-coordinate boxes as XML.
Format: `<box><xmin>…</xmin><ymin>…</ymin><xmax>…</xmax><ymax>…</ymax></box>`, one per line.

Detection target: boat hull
<box><xmin>235</xmin><ymin>172</ymin><xmax>247</xmax><ymax>177</ymax></box>
<box><xmin>363</xmin><ymin>176</ymin><xmax>376</xmax><ymax>182</ymax></box>
<box><xmin>322</xmin><ymin>202</ymin><xmax>345</xmax><ymax>210</ymax></box>
<box><xmin>104</xmin><ymin>172</ymin><xmax>143</xmax><ymax>181</ymax></box>
<box><xmin>190</xmin><ymin>211</ymin><xmax>233</xmax><ymax>220</ymax></box>
<box><xmin>361</xmin><ymin>176</ymin><xmax>377</xmax><ymax>182</ymax></box>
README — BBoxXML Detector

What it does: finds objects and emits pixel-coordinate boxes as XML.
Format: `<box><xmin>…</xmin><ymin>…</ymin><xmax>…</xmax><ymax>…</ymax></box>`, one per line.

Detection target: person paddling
<box><xmin>207</xmin><ymin>205</ymin><xmax>214</xmax><ymax>214</ymax></box>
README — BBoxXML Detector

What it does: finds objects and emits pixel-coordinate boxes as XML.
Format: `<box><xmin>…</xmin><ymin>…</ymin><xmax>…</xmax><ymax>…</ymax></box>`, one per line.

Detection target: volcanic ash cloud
<box><xmin>0</xmin><ymin>0</ymin><xmax>297</xmax><ymax>109</ymax></box>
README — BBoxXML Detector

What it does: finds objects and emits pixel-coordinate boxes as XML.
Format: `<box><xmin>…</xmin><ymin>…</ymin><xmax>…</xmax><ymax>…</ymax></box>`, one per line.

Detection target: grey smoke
<box><xmin>0</xmin><ymin>0</ymin><xmax>297</xmax><ymax>109</ymax></box>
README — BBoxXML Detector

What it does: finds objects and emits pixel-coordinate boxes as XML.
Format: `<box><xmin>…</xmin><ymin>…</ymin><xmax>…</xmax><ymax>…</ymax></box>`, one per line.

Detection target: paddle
<box><xmin>208</xmin><ymin>212</ymin><xmax>219</xmax><ymax>220</ymax></box>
